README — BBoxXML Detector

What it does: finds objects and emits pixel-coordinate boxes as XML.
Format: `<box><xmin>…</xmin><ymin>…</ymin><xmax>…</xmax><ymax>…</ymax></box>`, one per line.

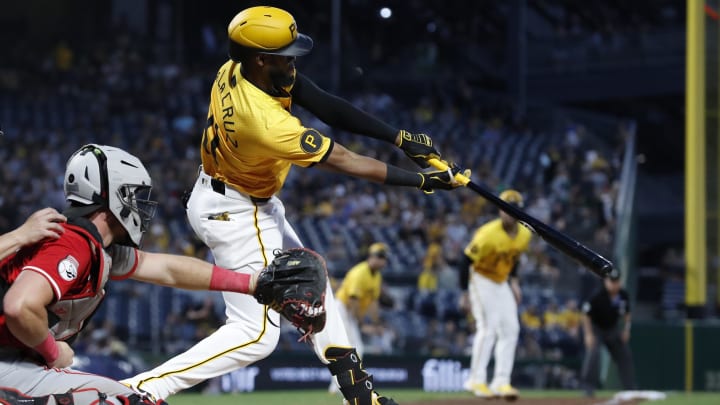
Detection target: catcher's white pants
<box><xmin>0</xmin><ymin>352</ymin><xmax>139</xmax><ymax>399</ymax></box>
<box><xmin>467</xmin><ymin>272</ymin><xmax>520</xmax><ymax>388</ymax></box>
<box><xmin>122</xmin><ymin>169</ymin><xmax>350</xmax><ymax>399</ymax></box>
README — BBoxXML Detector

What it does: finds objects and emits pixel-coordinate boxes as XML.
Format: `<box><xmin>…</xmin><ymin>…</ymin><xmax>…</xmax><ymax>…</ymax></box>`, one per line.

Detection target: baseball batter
<box><xmin>0</xmin><ymin>145</ymin><xmax>272</xmax><ymax>404</ymax></box>
<box><xmin>459</xmin><ymin>189</ymin><xmax>531</xmax><ymax>400</ymax></box>
<box><xmin>123</xmin><ymin>6</ymin><xmax>465</xmax><ymax>405</ymax></box>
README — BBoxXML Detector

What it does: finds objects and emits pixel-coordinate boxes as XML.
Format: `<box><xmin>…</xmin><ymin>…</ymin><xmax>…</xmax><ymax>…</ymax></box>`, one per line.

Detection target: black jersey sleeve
<box><xmin>292</xmin><ymin>72</ymin><xmax>399</xmax><ymax>143</ymax></box>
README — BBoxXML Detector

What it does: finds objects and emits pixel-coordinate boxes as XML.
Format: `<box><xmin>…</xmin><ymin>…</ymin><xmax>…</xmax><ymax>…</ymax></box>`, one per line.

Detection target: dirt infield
<box><xmin>405</xmin><ymin>398</ymin><xmax>645</xmax><ymax>405</ymax></box>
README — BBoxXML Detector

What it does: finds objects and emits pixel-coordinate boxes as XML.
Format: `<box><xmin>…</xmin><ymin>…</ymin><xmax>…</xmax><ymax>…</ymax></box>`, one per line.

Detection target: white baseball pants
<box><xmin>467</xmin><ymin>272</ymin><xmax>520</xmax><ymax>388</ymax></box>
<box><xmin>122</xmin><ymin>169</ymin><xmax>350</xmax><ymax>399</ymax></box>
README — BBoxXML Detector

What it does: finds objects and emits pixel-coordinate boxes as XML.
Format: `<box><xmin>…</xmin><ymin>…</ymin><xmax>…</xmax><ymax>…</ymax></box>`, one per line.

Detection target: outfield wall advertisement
<box><xmin>215</xmin><ymin>354</ymin><xmax>471</xmax><ymax>393</ymax></box>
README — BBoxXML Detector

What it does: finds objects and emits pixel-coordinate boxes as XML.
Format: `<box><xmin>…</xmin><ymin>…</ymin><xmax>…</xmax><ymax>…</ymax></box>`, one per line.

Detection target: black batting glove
<box><xmin>418</xmin><ymin>164</ymin><xmax>470</xmax><ymax>194</ymax></box>
<box><xmin>397</xmin><ymin>130</ymin><xmax>441</xmax><ymax>168</ymax></box>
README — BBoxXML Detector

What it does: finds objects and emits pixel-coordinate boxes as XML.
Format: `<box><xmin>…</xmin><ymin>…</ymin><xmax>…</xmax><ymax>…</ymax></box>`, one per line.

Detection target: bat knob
<box><xmin>588</xmin><ymin>257</ymin><xmax>615</xmax><ymax>278</ymax></box>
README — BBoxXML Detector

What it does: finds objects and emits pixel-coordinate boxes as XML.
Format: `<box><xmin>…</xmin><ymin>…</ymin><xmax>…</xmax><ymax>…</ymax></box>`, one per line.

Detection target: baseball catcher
<box><xmin>253</xmin><ymin>248</ymin><xmax>328</xmax><ymax>341</ymax></box>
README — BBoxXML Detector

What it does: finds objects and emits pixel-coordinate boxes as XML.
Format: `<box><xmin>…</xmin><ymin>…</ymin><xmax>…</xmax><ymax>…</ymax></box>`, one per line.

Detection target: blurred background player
<box><xmin>458</xmin><ymin>189</ymin><xmax>531</xmax><ymax>400</ymax></box>
<box><xmin>330</xmin><ymin>242</ymin><xmax>391</xmax><ymax>394</ymax></box>
<box><xmin>124</xmin><ymin>6</ymin><xmax>465</xmax><ymax>405</ymax></box>
<box><xmin>580</xmin><ymin>269</ymin><xmax>636</xmax><ymax>397</ymax></box>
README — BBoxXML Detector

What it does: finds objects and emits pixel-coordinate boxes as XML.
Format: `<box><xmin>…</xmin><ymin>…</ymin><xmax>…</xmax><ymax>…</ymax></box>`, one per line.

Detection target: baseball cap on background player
<box><xmin>499</xmin><ymin>189</ymin><xmax>524</xmax><ymax>208</ymax></box>
<box><xmin>368</xmin><ymin>242</ymin><xmax>390</xmax><ymax>259</ymax></box>
<box><xmin>227</xmin><ymin>6</ymin><xmax>314</xmax><ymax>61</ymax></box>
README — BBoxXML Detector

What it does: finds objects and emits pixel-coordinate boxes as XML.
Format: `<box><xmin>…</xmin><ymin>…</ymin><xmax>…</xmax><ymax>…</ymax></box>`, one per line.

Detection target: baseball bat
<box><xmin>428</xmin><ymin>158</ymin><xmax>614</xmax><ymax>278</ymax></box>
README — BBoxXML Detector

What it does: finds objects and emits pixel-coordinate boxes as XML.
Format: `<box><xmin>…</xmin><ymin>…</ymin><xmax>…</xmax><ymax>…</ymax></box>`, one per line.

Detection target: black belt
<box><xmin>210</xmin><ymin>178</ymin><xmax>270</xmax><ymax>203</ymax></box>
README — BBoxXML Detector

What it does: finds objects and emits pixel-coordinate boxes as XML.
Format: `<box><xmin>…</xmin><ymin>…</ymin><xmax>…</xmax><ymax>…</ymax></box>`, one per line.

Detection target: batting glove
<box><xmin>397</xmin><ymin>130</ymin><xmax>441</xmax><ymax>168</ymax></box>
<box><xmin>418</xmin><ymin>163</ymin><xmax>470</xmax><ymax>194</ymax></box>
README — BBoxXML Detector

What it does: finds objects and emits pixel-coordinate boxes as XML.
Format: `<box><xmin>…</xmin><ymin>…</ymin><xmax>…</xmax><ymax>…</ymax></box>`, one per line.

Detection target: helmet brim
<box><xmin>262</xmin><ymin>33</ymin><xmax>313</xmax><ymax>56</ymax></box>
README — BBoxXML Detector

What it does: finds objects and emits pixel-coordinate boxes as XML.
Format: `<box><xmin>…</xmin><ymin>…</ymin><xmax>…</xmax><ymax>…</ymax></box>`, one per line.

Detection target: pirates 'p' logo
<box><xmin>300</xmin><ymin>129</ymin><xmax>322</xmax><ymax>153</ymax></box>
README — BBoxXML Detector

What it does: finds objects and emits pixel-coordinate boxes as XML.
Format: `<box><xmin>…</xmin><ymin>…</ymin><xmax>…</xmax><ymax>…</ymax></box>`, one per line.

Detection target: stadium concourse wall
<box><xmin>202</xmin><ymin>353</ymin><xmax>569</xmax><ymax>394</ymax></box>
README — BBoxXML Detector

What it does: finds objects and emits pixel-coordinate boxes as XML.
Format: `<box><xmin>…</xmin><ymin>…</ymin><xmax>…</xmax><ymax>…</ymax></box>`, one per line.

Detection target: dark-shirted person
<box><xmin>580</xmin><ymin>269</ymin><xmax>636</xmax><ymax>397</ymax></box>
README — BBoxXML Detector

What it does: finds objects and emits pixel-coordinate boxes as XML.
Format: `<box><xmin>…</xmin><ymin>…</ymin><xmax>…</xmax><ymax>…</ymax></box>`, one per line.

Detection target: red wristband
<box><xmin>209</xmin><ymin>265</ymin><xmax>250</xmax><ymax>293</ymax></box>
<box><xmin>33</xmin><ymin>332</ymin><xmax>59</xmax><ymax>364</ymax></box>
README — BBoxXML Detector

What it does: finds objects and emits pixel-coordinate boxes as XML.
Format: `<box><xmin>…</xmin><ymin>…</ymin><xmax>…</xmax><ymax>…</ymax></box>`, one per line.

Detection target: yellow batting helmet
<box><xmin>499</xmin><ymin>189</ymin><xmax>524</xmax><ymax>208</ymax></box>
<box><xmin>228</xmin><ymin>6</ymin><xmax>313</xmax><ymax>59</ymax></box>
<box><xmin>368</xmin><ymin>242</ymin><xmax>389</xmax><ymax>259</ymax></box>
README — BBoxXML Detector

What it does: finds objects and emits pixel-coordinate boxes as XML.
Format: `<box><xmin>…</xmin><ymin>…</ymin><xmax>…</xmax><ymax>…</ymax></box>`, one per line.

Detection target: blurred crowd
<box><xmin>0</xmin><ymin>9</ymin><xmax>632</xmax><ymax>390</ymax></box>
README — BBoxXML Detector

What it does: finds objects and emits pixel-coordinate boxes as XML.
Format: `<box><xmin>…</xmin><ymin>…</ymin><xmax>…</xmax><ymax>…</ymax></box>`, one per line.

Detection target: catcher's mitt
<box><xmin>253</xmin><ymin>248</ymin><xmax>328</xmax><ymax>340</ymax></box>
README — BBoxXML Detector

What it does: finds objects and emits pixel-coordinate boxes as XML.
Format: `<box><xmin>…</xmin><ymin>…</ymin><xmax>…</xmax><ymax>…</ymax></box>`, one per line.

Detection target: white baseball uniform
<box><xmin>122</xmin><ymin>60</ymin><xmax>351</xmax><ymax>399</ymax></box>
<box><xmin>464</xmin><ymin>218</ymin><xmax>531</xmax><ymax>391</ymax></box>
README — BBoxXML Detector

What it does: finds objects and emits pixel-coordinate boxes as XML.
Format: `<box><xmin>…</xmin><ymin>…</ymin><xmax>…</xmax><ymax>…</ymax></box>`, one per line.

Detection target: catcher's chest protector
<box><xmin>46</xmin><ymin>222</ymin><xmax>110</xmax><ymax>342</ymax></box>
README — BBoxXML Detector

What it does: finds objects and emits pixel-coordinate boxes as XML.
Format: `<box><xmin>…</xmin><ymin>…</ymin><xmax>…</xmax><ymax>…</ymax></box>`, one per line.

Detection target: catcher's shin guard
<box><xmin>325</xmin><ymin>347</ymin><xmax>398</xmax><ymax>405</ymax></box>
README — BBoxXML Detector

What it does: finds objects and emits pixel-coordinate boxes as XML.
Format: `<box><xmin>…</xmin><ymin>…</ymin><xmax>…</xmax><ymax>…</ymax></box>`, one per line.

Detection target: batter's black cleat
<box><xmin>342</xmin><ymin>392</ymin><xmax>398</xmax><ymax>405</ymax></box>
<box><xmin>373</xmin><ymin>392</ymin><xmax>398</xmax><ymax>405</ymax></box>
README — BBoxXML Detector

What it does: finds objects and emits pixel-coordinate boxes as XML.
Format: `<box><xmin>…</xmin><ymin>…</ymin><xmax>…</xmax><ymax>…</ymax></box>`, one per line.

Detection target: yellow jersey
<box><xmin>417</xmin><ymin>268</ymin><xmax>438</xmax><ymax>291</ymax></box>
<box><xmin>464</xmin><ymin>218</ymin><xmax>532</xmax><ymax>283</ymax></box>
<box><xmin>335</xmin><ymin>261</ymin><xmax>382</xmax><ymax>318</ymax></box>
<box><xmin>521</xmin><ymin>310</ymin><xmax>542</xmax><ymax>330</ymax></box>
<box><xmin>200</xmin><ymin>60</ymin><xmax>333</xmax><ymax>198</ymax></box>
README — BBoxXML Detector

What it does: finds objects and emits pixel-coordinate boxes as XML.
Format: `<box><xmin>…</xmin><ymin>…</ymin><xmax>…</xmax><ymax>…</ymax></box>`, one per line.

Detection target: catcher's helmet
<box><xmin>227</xmin><ymin>6</ymin><xmax>313</xmax><ymax>59</ymax></box>
<box><xmin>499</xmin><ymin>189</ymin><xmax>524</xmax><ymax>208</ymax></box>
<box><xmin>64</xmin><ymin>144</ymin><xmax>157</xmax><ymax>247</ymax></box>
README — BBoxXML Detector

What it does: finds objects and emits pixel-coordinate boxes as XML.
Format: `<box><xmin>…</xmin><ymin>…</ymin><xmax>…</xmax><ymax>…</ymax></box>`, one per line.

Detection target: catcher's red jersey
<box><xmin>0</xmin><ymin>226</ymin><xmax>94</xmax><ymax>348</ymax></box>
<box><xmin>0</xmin><ymin>222</ymin><xmax>138</xmax><ymax>349</ymax></box>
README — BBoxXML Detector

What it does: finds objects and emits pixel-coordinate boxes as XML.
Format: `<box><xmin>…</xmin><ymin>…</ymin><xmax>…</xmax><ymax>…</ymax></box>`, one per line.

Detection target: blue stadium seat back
<box><xmin>434</xmin><ymin>288</ymin><xmax>461</xmax><ymax>320</ymax></box>
<box><xmin>413</xmin><ymin>290</ymin><xmax>437</xmax><ymax>318</ymax></box>
<box><xmin>128</xmin><ymin>295</ymin><xmax>152</xmax><ymax>342</ymax></box>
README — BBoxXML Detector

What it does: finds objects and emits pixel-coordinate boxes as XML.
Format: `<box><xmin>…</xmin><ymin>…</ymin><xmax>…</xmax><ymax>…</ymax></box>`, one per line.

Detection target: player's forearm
<box><xmin>7</xmin><ymin>313</ymin><xmax>59</xmax><ymax>365</ymax></box>
<box><xmin>3</xmin><ymin>272</ymin><xmax>55</xmax><ymax>352</ymax></box>
<box><xmin>0</xmin><ymin>231</ymin><xmax>25</xmax><ymax>261</ymax></box>
<box><xmin>135</xmin><ymin>252</ymin><xmax>252</xmax><ymax>293</ymax></box>
<box><xmin>4</xmin><ymin>300</ymin><xmax>53</xmax><ymax>349</ymax></box>
<box><xmin>368</xmin><ymin>301</ymin><xmax>380</xmax><ymax>323</ymax></box>
<box><xmin>317</xmin><ymin>98</ymin><xmax>398</xmax><ymax>143</ymax></box>
<box><xmin>321</xmin><ymin>144</ymin><xmax>421</xmax><ymax>186</ymax></box>
<box><xmin>292</xmin><ymin>73</ymin><xmax>398</xmax><ymax>143</ymax></box>
<box><xmin>623</xmin><ymin>314</ymin><xmax>632</xmax><ymax>332</ymax></box>
<box><xmin>347</xmin><ymin>299</ymin><xmax>363</xmax><ymax>319</ymax></box>
<box><xmin>510</xmin><ymin>278</ymin><xmax>520</xmax><ymax>293</ymax></box>
<box><xmin>581</xmin><ymin>314</ymin><xmax>592</xmax><ymax>335</ymax></box>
